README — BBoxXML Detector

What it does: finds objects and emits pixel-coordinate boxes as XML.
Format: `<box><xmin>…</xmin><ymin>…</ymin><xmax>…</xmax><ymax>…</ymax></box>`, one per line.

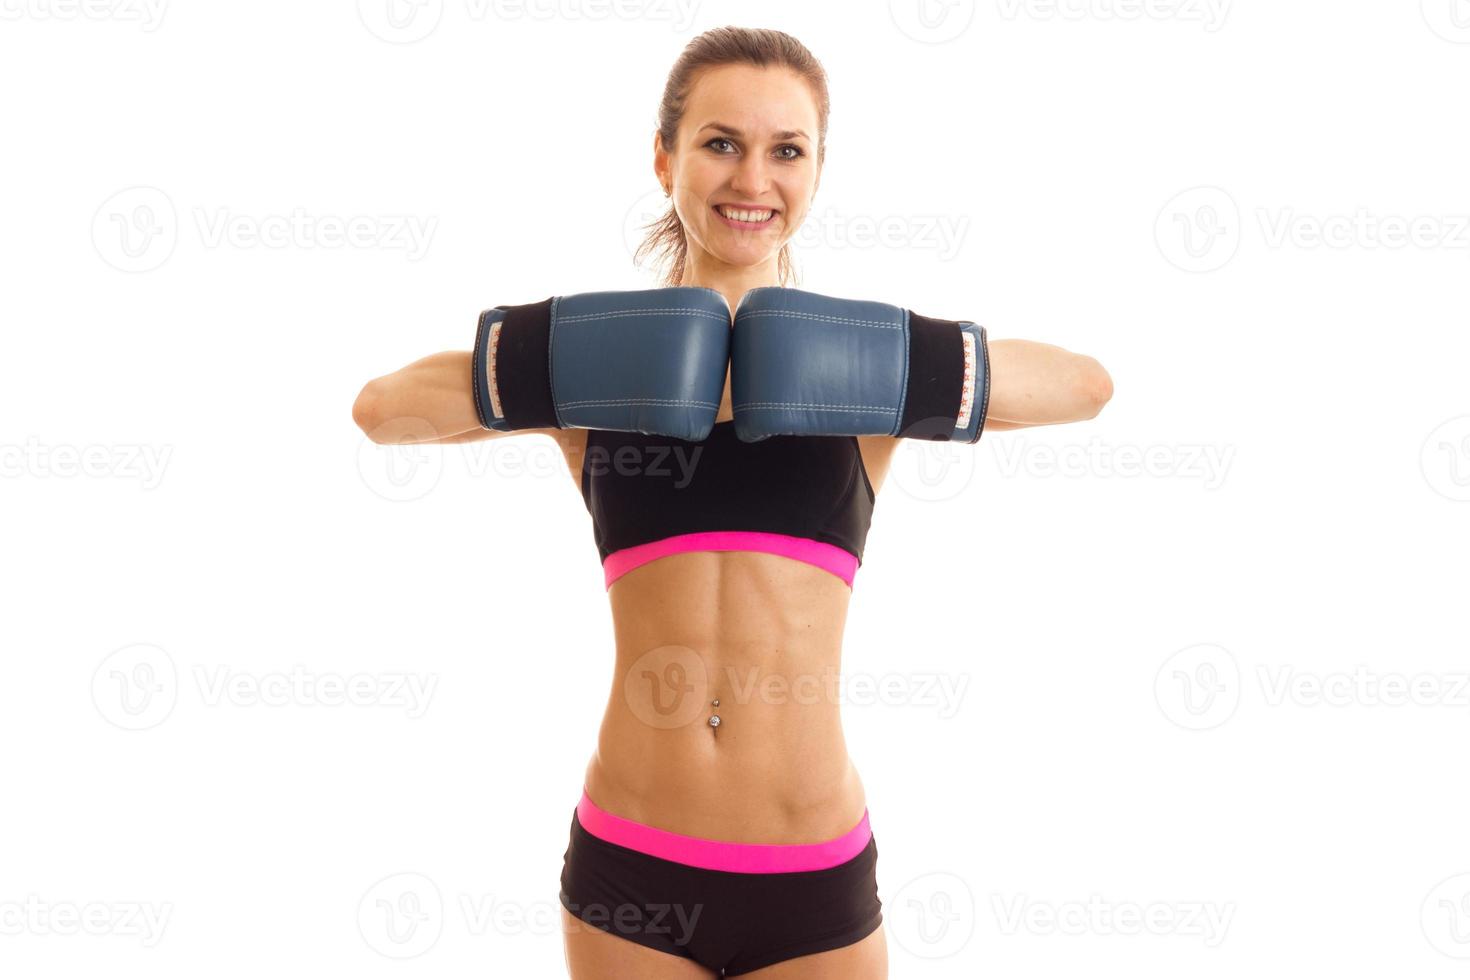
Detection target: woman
<box><xmin>353</xmin><ymin>27</ymin><xmax>1111</xmax><ymax>979</ymax></box>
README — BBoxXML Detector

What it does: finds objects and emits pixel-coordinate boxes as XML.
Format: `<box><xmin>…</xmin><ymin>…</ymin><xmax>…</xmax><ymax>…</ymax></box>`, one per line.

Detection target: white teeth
<box><xmin>718</xmin><ymin>206</ymin><xmax>774</xmax><ymax>223</ymax></box>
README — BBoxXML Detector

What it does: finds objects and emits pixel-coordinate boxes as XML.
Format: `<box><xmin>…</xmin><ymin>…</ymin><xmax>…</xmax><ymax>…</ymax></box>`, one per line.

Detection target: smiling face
<box><xmin>654</xmin><ymin>62</ymin><xmax>823</xmax><ymax>280</ymax></box>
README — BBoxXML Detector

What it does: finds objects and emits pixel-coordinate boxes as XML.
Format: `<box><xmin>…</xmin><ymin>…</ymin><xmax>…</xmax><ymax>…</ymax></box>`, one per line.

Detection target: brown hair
<box><xmin>634</xmin><ymin>26</ymin><xmax>830</xmax><ymax>287</ymax></box>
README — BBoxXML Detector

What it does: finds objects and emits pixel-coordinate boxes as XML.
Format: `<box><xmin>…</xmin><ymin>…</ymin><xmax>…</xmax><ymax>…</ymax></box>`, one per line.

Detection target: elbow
<box><xmin>352</xmin><ymin>380</ymin><xmax>387</xmax><ymax>440</ymax></box>
<box><xmin>1075</xmin><ymin>357</ymin><xmax>1113</xmax><ymax>420</ymax></box>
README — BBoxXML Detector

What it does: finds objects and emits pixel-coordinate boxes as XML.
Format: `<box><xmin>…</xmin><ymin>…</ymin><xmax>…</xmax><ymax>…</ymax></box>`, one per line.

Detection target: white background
<box><xmin>3</xmin><ymin>1</ymin><xmax>1469</xmax><ymax>977</ymax></box>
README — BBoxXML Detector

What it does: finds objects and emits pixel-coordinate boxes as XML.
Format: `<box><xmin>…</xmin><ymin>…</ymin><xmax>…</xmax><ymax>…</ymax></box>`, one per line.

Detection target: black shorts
<box><xmin>559</xmin><ymin>796</ymin><xmax>883</xmax><ymax>976</ymax></box>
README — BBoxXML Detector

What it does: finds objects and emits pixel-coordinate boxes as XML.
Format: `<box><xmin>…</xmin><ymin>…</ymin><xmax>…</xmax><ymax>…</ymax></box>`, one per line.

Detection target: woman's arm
<box><xmin>353</xmin><ymin>351</ymin><xmax>539</xmax><ymax>445</ymax></box>
<box><xmin>984</xmin><ymin>339</ymin><xmax>1113</xmax><ymax>430</ymax></box>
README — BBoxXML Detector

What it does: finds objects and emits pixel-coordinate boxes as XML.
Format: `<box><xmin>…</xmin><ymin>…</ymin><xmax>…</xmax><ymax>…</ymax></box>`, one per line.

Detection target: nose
<box><xmin>728</xmin><ymin>153</ymin><xmax>774</xmax><ymax>201</ymax></box>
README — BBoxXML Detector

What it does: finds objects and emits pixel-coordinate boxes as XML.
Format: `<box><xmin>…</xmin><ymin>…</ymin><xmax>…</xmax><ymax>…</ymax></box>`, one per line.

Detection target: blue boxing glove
<box><xmin>730</xmin><ymin>287</ymin><xmax>989</xmax><ymax>443</ymax></box>
<box><xmin>472</xmin><ymin>287</ymin><xmax>731</xmax><ymax>441</ymax></box>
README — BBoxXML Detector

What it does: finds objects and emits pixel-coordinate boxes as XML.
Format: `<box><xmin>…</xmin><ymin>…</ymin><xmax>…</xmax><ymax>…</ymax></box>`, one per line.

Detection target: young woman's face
<box><xmin>655</xmin><ymin>63</ymin><xmax>822</xmax><ymax>271</ymax></box>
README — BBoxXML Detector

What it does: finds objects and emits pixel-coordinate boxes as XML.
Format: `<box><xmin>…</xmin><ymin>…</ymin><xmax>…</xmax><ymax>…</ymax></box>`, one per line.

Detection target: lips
<box><xmin>714</xmin><ymin>204</ymin><xmax>777</xmax><ymax>228</ymax></box>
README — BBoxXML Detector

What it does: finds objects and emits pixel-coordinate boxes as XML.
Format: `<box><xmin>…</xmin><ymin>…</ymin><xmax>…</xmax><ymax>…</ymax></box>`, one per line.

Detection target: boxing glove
<box><xmin>730</xmin><ymin>287</ymin><xmax>989</xmax><ymax>443</ymax></box>
<box><xmin>473</xmin><ymin>287</ymin><xmax>731</xmax><ymax>441</ymax></box>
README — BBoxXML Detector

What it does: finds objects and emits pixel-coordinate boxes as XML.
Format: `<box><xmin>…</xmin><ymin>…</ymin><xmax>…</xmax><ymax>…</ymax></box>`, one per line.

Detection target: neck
<box><xmin>679</xmin><ymin>249</ymin><xmax>781</xmax><ymax>318</ymax></box>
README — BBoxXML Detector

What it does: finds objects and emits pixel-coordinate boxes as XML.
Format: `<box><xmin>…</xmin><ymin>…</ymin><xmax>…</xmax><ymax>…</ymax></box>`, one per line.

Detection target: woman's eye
<box><xmin>776</xmin><ymin>144</ymin><xmax>804</xmax><ymax>161</ymax></box>
<box><xmin>707</xmin><ymin>137</ymin><xmax>734</xmax><ymax>153</ymax></box>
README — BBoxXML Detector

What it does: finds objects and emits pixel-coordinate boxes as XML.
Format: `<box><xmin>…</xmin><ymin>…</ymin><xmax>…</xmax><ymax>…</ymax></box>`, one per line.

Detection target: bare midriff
<box><xmin>582</xmin><ymin>547</ymin><xmax>868</xmax><ymax>846</ymax></box>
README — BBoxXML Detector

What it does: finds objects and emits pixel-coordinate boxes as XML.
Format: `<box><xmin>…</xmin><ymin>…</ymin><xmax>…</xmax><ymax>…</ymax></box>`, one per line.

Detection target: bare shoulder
<box><xmin>540</xmin><ymin>428</ymin><xmax>590</xmax><ymax>491</ymax></box>
<box><xmin>855</xmin><ymin>435</ymin><xmax>900</xmax><ymax>496</ymax></box>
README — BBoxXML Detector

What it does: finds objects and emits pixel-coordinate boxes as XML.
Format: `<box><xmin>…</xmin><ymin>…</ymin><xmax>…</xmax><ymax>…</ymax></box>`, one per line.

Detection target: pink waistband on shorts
<box><xmin>602</xmin><ymin>531</ymin><xmax>858</xmax><ymax>590</ymax></box>
<box><xmin>575</xmin><ymin>789</ymin><xmax>872</xmax><ymax>874</ymax></box>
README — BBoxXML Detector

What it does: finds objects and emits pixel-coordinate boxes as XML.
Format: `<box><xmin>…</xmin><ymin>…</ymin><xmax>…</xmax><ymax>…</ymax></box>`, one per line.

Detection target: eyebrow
<box><xmin>699</xmin><ymin>122</ymin><xmax>811</xmax><ymax>142</ymax></box>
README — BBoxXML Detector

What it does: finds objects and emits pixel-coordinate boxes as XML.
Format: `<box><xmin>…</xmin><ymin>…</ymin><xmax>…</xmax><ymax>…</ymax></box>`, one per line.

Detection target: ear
<box><xmin>652</xmin><ymin>130</ymin><xmax>671</xmax><ymax>195</ymax></box>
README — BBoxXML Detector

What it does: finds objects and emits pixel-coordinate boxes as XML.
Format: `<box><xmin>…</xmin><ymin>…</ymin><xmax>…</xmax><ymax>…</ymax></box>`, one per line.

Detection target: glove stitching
<box><xmin>558</xmin><ymin>308</ymin><xmax>729</xmax><ymax>322</ymax></box>
<box><xmin>737</xmin><ymin>401</ymin><xmax>899</xmax><ymax>413</ymax></box>
<box><xmin>739</xmin><ymin>310</ymin><xmax>900</xmax><ymax>329</ymax></box>
<box><xmin>559</xmin><ymin>397</ymin><xmax>720</xmax><ymax>408</ymax></box>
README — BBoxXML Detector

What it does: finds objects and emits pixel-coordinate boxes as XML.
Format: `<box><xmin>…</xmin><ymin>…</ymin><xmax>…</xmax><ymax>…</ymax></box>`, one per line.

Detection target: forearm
<box><xmin>984</xmin><ymin>339</ymin><xmax>1113</xmax><ymax>428</ymax></box>
<box><xmin>352</xmin><ymin>351</ymin><xmax>483</xmax><ymax>444</ymax></box>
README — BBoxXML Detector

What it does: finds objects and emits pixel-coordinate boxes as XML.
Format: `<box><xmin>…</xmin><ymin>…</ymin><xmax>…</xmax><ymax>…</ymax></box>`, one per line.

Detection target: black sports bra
<box><xmin>580</xmin><ymin>420</ymin><xmax>876</xmax><ymax>589</ymax></box>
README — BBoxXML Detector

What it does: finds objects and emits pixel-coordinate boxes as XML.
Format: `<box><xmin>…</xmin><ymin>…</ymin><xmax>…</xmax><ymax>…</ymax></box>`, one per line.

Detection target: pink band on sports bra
<box><xmin>576</xmin><ymin>789</ymin><xmax>872</xmax><ymax>873</ymax></box>
<box><xmin>602</xmin><ymin>531</ymin><xmax>858</xmax><ymax>590</ymax></box>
